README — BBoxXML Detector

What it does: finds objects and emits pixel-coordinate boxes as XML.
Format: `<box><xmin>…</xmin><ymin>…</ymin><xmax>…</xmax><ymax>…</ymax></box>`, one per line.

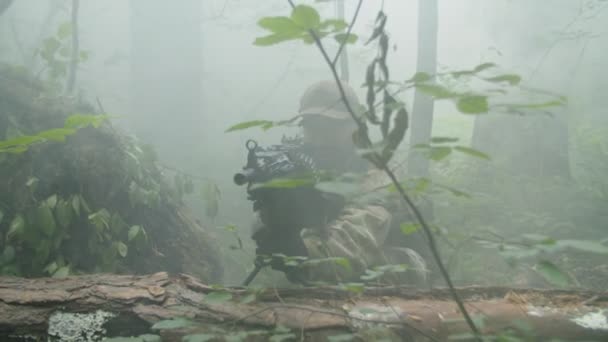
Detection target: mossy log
<box><xmin>0</xmin><ymin>272</ymin><xmax>607</xmax><ymax>341</ymax></box>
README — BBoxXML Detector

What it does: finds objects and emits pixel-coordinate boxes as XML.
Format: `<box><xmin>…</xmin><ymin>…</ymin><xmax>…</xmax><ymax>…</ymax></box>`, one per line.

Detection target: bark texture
<box><xmin>1</xmin><ymin>272</ymin><xmax>607</xmax><ymax>341</ymax></box>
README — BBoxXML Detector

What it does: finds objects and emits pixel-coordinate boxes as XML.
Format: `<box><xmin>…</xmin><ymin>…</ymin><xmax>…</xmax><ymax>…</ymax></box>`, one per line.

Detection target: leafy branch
<box><xmin>267</xmin><ymin>1</ymin><xmax>482</xmax><ymax>337</ymax></box>
<box><xmin>0</xmin><ymin>114</ymin><xmax>108</xmax><ymax>153</ymax></box>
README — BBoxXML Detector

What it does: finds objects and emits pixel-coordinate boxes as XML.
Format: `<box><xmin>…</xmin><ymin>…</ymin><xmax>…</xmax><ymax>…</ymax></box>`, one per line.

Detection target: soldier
<box><xmin>250</xmin><ymin>80</ymin><xmax>428</xmax><ymax>286</ymax></box>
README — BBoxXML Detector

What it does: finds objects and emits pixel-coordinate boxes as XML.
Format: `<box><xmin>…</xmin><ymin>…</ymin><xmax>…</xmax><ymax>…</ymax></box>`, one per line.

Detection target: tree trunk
<box><xmin>336</xmin><ymin>0</ymin><xmax>349</xmax><ymax>82</ymax></box>
<box><xmin>471</xmin><ymin>0</ymin><xmax>572</xmax><ymax>180</ymax></box>
<box><xmin>0</xmin><ymin>272</ymin><xmax>606</xmax><ymax>341</ymax></box>
<box><xmin>407</xmin><ymin>0</ymin><xmax>438</xmax><ymax>178</ymax></box>
<box><xmin>129</xmin><ymin>0</ymin><xmax>203</xmax><ymax>166</ymax></box>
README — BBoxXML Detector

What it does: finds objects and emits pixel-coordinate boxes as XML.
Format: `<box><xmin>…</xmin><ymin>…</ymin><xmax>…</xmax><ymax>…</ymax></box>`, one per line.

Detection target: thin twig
<box><xmin>331</xmin><ymin>0</ymin><xmax>363</xmax><ymax>68</ymax></box>
<box><xmin>65</xmin><ymin>0</ymin><xmax>79</xmax><ymax>94</ymax></box>
<box><xmin>381</xmin><ymin>165</ymin><xmax>481</xmax><ymax>338</ymax></box>
<box><xmin>286</xmin><ymin>1</ymin><xmax>481</xmax><ymax>338</ymax></box>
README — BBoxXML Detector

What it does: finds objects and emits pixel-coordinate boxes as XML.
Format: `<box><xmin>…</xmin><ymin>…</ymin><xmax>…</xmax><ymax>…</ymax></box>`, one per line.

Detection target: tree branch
<box><xmin>286</xmin><ymin>0</ymin><xmax>481</xmax><ymax>339</ymax></box>
<box><xmin>65</xmin><ymin>0</ymin><xmax>80</xmax><ymax>95</ymax></box>
<box><xmin>332</xmin><ymin>0</ymin><xmax>362</xmax><ymax>71</ymax></box>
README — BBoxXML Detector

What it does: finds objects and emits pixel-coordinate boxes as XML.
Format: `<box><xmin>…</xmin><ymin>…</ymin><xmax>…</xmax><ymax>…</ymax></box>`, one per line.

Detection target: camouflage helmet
<box><xmin>298</xmin><ymin>80</ymin><xmax>361</xmax><ymax>120</ymax></box>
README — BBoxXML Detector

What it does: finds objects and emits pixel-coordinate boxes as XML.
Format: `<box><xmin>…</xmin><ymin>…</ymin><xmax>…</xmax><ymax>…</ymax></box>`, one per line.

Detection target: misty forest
<box><xmin>0</xmin><ymin>0</ymin><xmax>607</xmax><ymax>341</ymax></box>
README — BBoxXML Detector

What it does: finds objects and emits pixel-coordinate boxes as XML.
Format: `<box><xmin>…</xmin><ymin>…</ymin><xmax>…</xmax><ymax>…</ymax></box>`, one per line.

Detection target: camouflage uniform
<box><xmin>255</xmin><ymin>81</ymin><xmax>428</xmax><ymax>285</ymax></box>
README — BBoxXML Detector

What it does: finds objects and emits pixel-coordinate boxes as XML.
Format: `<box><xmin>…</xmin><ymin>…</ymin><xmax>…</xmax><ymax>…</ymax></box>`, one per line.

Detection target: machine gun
<box><xmin>234</xmin><ymin>138</ymin><xmax>345</xmax><ymax>285</ymax></box>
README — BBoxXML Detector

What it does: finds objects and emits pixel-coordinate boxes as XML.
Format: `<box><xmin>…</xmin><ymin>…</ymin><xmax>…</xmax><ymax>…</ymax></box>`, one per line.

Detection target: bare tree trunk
<box><xmin>336</xmin><ymin>0</ymin><xmax>349</xmax><ymax>81</ymax></box>
<box><xmin>407</xmin><ymin>0</ymin><xmax>438</xmax><ymax>178</ymax></box>
<box><xmin>0</xmin><ymin>272</ymin><xmax>606</xmax><ymax>341</ymax></box>
<box><xmin>404</xmin><ymin>0</ymin><xmax>439</xmax><ymax>286</ymax></box>
<box><xmin>65</xmin><ymin>0</ymin><xmax>79</xmax><ymax>95</ymax></box>
<box><xmin>129</xmin><ymin>0</ymin><xmax>203</xmax><ymax>166</ymax></box>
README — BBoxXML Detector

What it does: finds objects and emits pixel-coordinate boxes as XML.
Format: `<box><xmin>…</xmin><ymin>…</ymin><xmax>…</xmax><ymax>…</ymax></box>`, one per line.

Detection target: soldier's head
<box><xmin>298</xmin><ymin>80</ymin><xmax>360</xmax><ymax>148</ymax></box>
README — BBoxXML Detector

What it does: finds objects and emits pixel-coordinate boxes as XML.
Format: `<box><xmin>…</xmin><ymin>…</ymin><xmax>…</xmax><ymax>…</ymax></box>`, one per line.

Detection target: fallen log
<box><xmin>0</xmin><ymin>272</ymin><xmax>607</xmax><ymax>341</ymax></box>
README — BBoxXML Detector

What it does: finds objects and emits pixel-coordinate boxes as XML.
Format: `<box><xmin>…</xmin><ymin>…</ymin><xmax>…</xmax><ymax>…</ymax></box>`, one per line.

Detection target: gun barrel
<box><xmin>234</xmin><ymin>168</ymin><xmax>256</xmax><ymax>185</ymax></box>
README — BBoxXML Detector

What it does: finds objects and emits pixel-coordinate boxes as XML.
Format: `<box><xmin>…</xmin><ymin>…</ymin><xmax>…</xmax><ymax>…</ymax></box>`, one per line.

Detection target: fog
<box><xmin>2</xmin><ymin>0</ymin><xmax>607</xmax><ymax>290</ymax></box>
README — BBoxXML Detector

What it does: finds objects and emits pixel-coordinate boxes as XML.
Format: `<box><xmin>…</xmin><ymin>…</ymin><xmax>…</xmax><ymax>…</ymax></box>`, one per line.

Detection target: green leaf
<box><xmin>25</xmin><ymin>177</ymin><xmax>40</xmax><ymax>193</ymax></box>
<box><xmin>46</xmin><ymin>194</ymin><xmax>58</xmax><ymax>209</ymax></box>
<box><xmin>456</xmin><ymin>95</ymin><xmax>488</xmax><ymax>114</ymax></box>
<box><xmin>151</xmin><ymin>318</ymin><xmax>195</xmax><ymax>331</ymax></box>
<box><xmin>506</xmin><ymin>100</ymin><xmax>565</xmax><ymax>110</ymax></box>
<box><xmin>366</xmin><ymin>11</ymin><xmax>387</xmax><ymax>44</ymax></box>
<box><xmin>0</xmin><ymin>209</ymin><xmax>3</xmax><ymax>225</ymax></box>
<box><xmin>453</xmin><ymin>146</ymin><xmax>490</xmax><ymax>160</ymax></box>
<box><xmin>333</xmin><ymin>257</ymin><xmax>352</xmax><ymax>271</ymax></box>
<box><xmin>409</xmin><ymin>72</ymin><xmax>432</xmax><ymax>83</ymax></box>
<box><xmin>53</xmin><ymin>266</ymin><xmax>70</xmax><ymax>278</ymax></box>
<box><xmin>319</xmin><ymin>19</ymin><xmax>348</xmax><ymax>32</ymax></box>
<box><xmin>116</xmin><ymin>242</ymin><xmax>128</xmax><ymax>258</ymax></box>
<box><xmin>339</xmin><ymin>282</ymin><xmax>365</xmax><ymax>294</ymax></box>
<box><xmin>429</xmin><ymin>146</ymin><xmax>452</xmax><ymax>161</ymax></box>
<box><xmin>334</xmin><ymin>33</ymin><xmax>357</xmax><ymax>44</ymax></box>
<box><xmin>0</xmin><ymin>134</ymin><xmax>45</xmax><ymax>150</ymax></box>
<box><xmin>37</xmin><ymin>128</ymin><xmax>76</xmax><ymax>142</ymax></box>
<box><xmin>382</xmin><ymin>107</ymin><xmax>408</xmax><ymax>163</ymax></box>
<box><xmin>240</xmin><ymin>293</ymin><xmax>256</xmax><ymax>304</ymax></box>
<box><xmin>521</xmin><ymin>234</ymin><xmax>556</xmax><ymax>246</ymax></box>
<box><xmin>7</xmin><ymin>214</ymin><xmax>25</xmax><ymax>241</ymax></box>
<box><xmin>315</xmin><ymin>180</ymin><xmax>361</xmax><ymax>197</ymax></box>
<box><xmin>2</xmin><ymin>246</ymin><xmax>15</xmax><ymax>264</ymax></box>
<box><xmin>204</xmin><ymin>291</ymin><xmax>233</xmax><ymax>303</ymax></box>
<box><xmin>473</xmin><ymin>62</ymin><xmax>497</xmax><ymax>73</ymax></box>
<box><xmin>415</xmin><ymin>83</ymin><xmax>459</xmax><ymax>99</ymax></box>
<box><xmin>109</xmin><ymin>212</ymin><xmax>127</xmax><ymax>235</ymax></box>
<box><xmin>88</xmin><ymin>209</ymin><xmax>111</xmax><ymax>231</ymax></box>
<box><xmin>434</xmin><ymin>184</ymin><xmax>472</xmax><ymax>198</ymax></box>
<box><xmin>400</xmin><ymin>223</ymin><xmax>420</xmax><ymax>235</ymax></box>
<box><xmin>71</xmin><ymin>195</ymin><xmax>81</xmax><ymax>216</ymax></box>
<box><xmin>258</xmin><ymin>16</ymin><xmax>301</xmax><ymax>35</ymax></box>
<box><xmin>557</xmin><ymin>240</ymin><xmax>608</xmax><ymax>254</ymax></box>
<box><xmin>128</xmin><ymin>225</ymin><xmax>142</xmax><ymax>242</ymax></box>
<box><xmin>57</xmin><ymin>22</ymin><xmax>72</xmax><ymax>39</ymax></box>
<box><xmin>484</xmin><ymin>74</ymin><xmax>521</xmax><ymax>86</ymax></box>
<box><xmin>35</xmin><ymin>204</ymin><xmax>57</xmax><ymax>237</ymax></box>
<box><xmin>535</xmin><ymin>260</ymin><xmax>570</xmax><ymax>288</ymax></box>
<box><xmin>254</xmin><ymin>34</ymin><xmax>301</xmax><ymax>46</ymax></box>
<box><xmin>255</xmin><ymin>177</ymin><xmax>314</xmax><ymax>189</ymax></box>
<box><xmin>64</xmin><ymin>114</ymin><xmax>109</xmax><ymax>129</ymax></box>
<box><xmin>182</xmin><ymin>334</ymin><xmax>216</xmax><ymax>342</ymax></box>
<box><xmin>44</xmin><ymin>261</ymin><xmax>59</xmax><ymax>275</ymax></box>
<box><xmin>78</xmin><ymin>194</ymin><xmax>91</xmax><ymax>213</ymax></box>
<box><xmin>291</xmin><ymin>5</ymin><xmax>321</xmax><ymax>30</ymax></box>
<box><xmin>43</xmin><ymin>37</ymin><xmax>61</xmax><ymax>55</ymax></box>
<box><xmin>55</xmin><ymin>199</ymin><xmax>73</xmax><ymax>228</ymax></box>
<box><xmin>225</xmin><ymin>120</ymin><xmax>274</xmax><ymax>132</ymax></box>
<box><xmin>430</xmin><ymin>136</ymin><xmax>459</xmax><ymax>144</ymax></box>
<box><xmin>414</xmin><ymin>178</ymin><xmax>431</xmax><ymax>192</ymax></box>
